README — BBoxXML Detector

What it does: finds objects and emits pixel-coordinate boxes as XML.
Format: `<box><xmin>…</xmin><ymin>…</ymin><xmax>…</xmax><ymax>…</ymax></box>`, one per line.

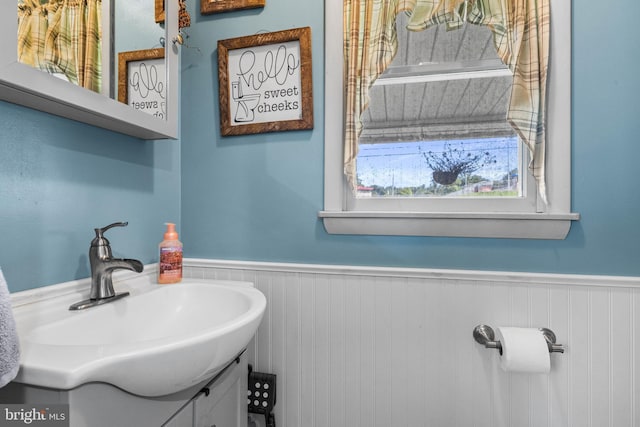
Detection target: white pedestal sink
<box><xmin>11</xmin><ymin>274</ymin><xmax>266</xmax><ymax>397</ymax></box>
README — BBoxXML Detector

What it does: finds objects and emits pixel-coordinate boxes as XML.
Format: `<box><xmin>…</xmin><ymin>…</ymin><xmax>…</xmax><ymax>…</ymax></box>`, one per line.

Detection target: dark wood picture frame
<box><xmin>201</xmin><ymin>0</ymin><xmax>265</xmax><ymax>15</ymax></box>
<box><xmin>118</xmin><ymin>48</ymin><xmax>165</xmax><ymax>104</ymax></box>
<box><xmin>217</xmin><ymin>27</ymin><xmax>313</xmax><ymax>136</ymax></box>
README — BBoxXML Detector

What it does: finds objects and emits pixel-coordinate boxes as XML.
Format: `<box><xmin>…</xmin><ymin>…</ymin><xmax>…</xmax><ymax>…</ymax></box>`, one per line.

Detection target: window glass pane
<box><xmin>356</xmin><ymin>18</ymin><xmax>521</xmax><ymax>200</ymax></box>
<box><xmin>355</xmin><ymin>136</ymin><xmax>520</xmax><ymax>198</ymax></box>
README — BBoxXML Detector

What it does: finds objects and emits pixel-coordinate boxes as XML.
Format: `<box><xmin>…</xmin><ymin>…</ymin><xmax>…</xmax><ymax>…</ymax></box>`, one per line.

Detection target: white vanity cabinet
<box><xmin>164</xmin><ymin>402</ymin><xmax>195</xmax><ymax>427</ymax></box>
<box><xmin>0</xmin><ymin>352</ymin><xmax>249</xmax><ymax>427</ymax></box>
<box><xmin>193</xmin><ymin>352</ymin><xmax>248</xmax><ymax>427</ymax></box>
<box><xmin>164</xmin><ymin>352</ymin><xmax>248</xmax><ymax>427</ymax></box>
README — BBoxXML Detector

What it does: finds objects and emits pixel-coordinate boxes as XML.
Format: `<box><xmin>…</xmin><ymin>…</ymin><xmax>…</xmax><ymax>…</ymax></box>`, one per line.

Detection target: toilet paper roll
<box><xmin>496</xmin><ymin>327</ymin><xmax>550</xmax><ymax>374</ymax></box>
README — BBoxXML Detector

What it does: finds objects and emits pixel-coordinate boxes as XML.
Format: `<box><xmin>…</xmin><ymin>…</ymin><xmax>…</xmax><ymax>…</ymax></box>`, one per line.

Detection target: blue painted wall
<box><xmin>181</xmin><ymin>0</ymin><xmax>640</xmax><ymax>277</ymax></box>
<box><xmin>0</xmin><ymin>103</ymin><xmax>181</xmax><ymax>292</ymax></box>
<box><xmin>1</xmin><ymin>0</ymin><xmax>638</xmax><ymax>292</ymax></box>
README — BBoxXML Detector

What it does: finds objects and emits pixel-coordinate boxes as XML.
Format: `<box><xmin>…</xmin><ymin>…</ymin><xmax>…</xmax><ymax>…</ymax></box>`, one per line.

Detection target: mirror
<box><xmin>115</xmin><ymin>1</ymin><xmax>167</xmax><ymax>120</ymax></box>
<box><xmin>1</xmin><ymin>0</ymin><xmax>178</xmax><ymax>139</ymax></box>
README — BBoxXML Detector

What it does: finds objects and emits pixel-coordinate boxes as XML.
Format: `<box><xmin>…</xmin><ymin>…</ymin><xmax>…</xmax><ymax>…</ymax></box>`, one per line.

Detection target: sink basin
<box><xmin>13</xmin><ymin>276</ymin><xmax>266</xmax><ymax>396</ymax></box>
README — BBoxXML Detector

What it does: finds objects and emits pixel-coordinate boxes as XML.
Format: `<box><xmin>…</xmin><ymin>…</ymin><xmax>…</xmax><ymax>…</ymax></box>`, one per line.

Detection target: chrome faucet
<box><xmin>69</xmin><ymin>222</ymin><xmax>144</xmax><ymax>310</ymax></box>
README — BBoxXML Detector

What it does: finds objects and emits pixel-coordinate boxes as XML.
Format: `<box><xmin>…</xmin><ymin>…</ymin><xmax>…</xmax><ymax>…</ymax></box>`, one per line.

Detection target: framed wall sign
<box><xmin>217</xmin><ymin>27</ymin><xmax>313</xmax><ymax>136</ymax></box>
<box><xmin>155</xmin><ymin>0</ymin><xmax>164</xmax><ymax>23</ymax></box>
<box><xmin>118</xmin><ymin>48</ymin><xmax>167</xmax><ymax>120</ymax></box>
<box><xmin>201</xmin><ymin>0</ymin><xmax>265</xmax><ymax>15</ymax></box>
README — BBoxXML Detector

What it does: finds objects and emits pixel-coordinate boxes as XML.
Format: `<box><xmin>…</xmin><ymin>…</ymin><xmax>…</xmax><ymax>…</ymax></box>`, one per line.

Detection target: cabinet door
<box><xmin>163</xmin><ymin>401</ymin><xmax>194</xmax><ymax>427</ymax></box>
<box><xmin>194</xmin><ymin>356</ymin><xmax>248</xmax><ymax>427</ymax></box>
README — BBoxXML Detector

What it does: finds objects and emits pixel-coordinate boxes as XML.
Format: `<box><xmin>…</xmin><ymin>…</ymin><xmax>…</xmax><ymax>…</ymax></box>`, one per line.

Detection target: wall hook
<box><xmin>172</xmin><ymin>33</ymin><xmax>184</xmax><ymax>46</ymax></box>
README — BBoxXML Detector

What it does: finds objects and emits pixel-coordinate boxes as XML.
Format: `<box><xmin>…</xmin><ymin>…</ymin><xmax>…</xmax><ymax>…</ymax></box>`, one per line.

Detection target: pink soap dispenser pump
<box><xmin>158</xmin><ymin>223</ymin><xmax>182</xmax><ymax>284</ymax></box>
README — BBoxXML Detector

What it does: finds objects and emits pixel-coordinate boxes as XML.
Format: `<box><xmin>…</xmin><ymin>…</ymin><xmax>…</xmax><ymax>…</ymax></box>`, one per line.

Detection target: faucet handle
<box><xmin>96</xmin><ymin>221</ymin><xmax>128</xmax><ymax>234</ymax></box>
<box><xmin>92</xmin><ymin>222</ymin><xmax>129</xmax><ymax>247</ymax></box>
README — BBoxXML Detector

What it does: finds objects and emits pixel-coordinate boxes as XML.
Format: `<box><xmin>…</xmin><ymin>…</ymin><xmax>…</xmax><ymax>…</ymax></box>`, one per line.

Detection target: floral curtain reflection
<box><xmin>17</xmin><ymin>0</ymin><xmax>102</xmax><ymax>93</ymax></box>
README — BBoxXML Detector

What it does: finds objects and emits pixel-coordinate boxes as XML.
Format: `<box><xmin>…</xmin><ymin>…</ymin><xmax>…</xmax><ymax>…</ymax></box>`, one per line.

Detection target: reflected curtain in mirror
<box><xmin>17</xmin><ymin>0</ymin><xmax>102</xmax><ymax>93</ymax></box>
<box><xmin>343</xmin><ymin>0</ymin><xmax>549</xmax><ymax>201</ymax></box>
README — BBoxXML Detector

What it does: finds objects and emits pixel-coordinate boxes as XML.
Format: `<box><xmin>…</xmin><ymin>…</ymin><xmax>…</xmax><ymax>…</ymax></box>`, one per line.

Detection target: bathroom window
<box><xmin>357</xmin><ymin>18</ymin><xmax>523</xmax><ymax>201</ymax></box>
<box><xmin>319</xmin><ymin>0</ymin><xmax>579</xmax><ymax>239</ymax></box>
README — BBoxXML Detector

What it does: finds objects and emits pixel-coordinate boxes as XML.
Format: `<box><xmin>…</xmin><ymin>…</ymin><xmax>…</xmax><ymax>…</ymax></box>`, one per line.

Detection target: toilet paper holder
<box><xmin>473</xmin><ymin>324</ymin><xmax>565</xmax><ymax>354</ymax></box>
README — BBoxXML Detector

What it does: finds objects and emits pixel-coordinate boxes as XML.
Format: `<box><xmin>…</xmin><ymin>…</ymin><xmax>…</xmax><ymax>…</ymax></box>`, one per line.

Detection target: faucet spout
<box><xmin>90</xmin><ymin>258</ymin><xmax>144</xmax><ymax>300</ymax></box>
<box><xmin>109</xmin><ymin>258</ymin><xmax>144</xmax><ymax>273</ymax></box>
<box><xmin>69</xmin><ymin>222</ymin><xmax>144</xmax><ymax>310</ymax></box>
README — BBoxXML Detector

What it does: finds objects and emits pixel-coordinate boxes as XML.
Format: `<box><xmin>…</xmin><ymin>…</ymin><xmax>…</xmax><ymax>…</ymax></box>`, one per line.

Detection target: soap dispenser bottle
<box><xmin>158</xmin><ymin>223</ymin><xmax>182</xmax><ymax>284</ymax></box>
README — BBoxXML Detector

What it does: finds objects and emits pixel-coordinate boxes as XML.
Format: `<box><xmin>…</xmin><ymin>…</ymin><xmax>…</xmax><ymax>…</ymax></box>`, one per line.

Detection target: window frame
<box><xmin>319</xmin><ymin>0</ymin><xmax>579</xmax><ymax>239</ymax></box>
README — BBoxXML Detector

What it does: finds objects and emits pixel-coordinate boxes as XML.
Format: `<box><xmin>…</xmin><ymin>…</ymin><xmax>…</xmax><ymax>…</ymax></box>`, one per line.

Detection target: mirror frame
<box><xmin>1</xmin><ymin>0</ymin><xmax>179</xmax><ymax>140</ymax></box>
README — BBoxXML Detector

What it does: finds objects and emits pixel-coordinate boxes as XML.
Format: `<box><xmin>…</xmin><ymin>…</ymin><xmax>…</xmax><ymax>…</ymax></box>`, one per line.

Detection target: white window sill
<box><xmin>318</xmin><ymin>211</ymin><xmax>580</xmax><ymax>239</ymax></box>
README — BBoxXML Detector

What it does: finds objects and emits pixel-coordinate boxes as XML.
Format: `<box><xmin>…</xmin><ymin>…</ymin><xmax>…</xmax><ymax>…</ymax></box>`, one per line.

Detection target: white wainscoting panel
<box><xmin>184</xmin><ymin>259</ymin><xmax>640</xmax><ymax>427</ymax></box>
